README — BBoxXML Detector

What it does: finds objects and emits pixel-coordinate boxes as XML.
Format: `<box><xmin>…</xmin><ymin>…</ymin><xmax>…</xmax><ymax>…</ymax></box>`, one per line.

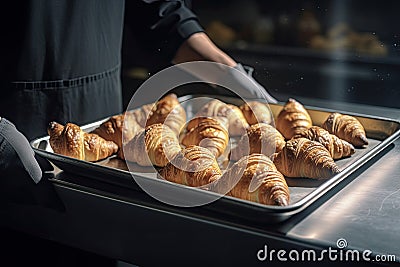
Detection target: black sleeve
<box><xmin>125</xmin><ymin>0</ymin><xmax>204</xmax><ymax>61</ymax></box>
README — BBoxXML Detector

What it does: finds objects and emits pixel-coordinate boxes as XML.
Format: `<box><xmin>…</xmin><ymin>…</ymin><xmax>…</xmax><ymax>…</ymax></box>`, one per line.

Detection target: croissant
<box><xmin>196</xmin><ymin>99</ymin><xmax>249</xmax><ymax>136</ymax></box>
<box><xmin>127</xmin><ymin>103</ymin><xmax>153</xmax><ymax>128</ymax></box>
<box><xmin>186</xmin><ymin>116</ymin><xmax>229</xmax><ymax>132</ymax></box>
<box><xmin>276</xmin><ymin>98</ymin><xmax>312</xmax><ymax>140</ymax></box>
<box><xmin>322</xmin><ymin>112</ymin><xmax>368</xmax><ymax>147</ymax></box>
<box><xmin>230</xmin><ymin>123</ymin><xmax>286</xmax><ymax>161</ymax></box>
<box><xmin>212</xmin><ymin>154</ymin><xmax>289</xmax><ymax>206</ymax></box>
<box><xmin>240</xmin><ymin>101</ymin><xmax>273</xmax><ymax>125</ymax></box>
<box><xmin>273</xmin><ymin>138</ymin><xmax>340</xmax><ymax>179</ymax></box>
<box><xmin>159</xmin><ymin>145</ymin><xmax>222</xmax><ymax>187</ymax></box>
<box><xmin>48</xmin><ymin>122</ymin><xmax>118</xmax><ymax>162</ymax></box>
<box><xmin>145</xmin><ymin>93</ymin><xmax>186</xmax><ymax>135</ymax></box>
<box><xmin>120</xmin><ymin>123</ymin><xmax>181</xmax><ymax>167</ymax></box>
<box><xmin>181</xmin><ymin>117</ymin><xmax>229</xmax><ymax>158</ymax></box>
<box><xmin>226</xmin><ymin>104</ymin><xmax>250</xmax><ymax>136</ymax></box>
<box><xmin>91</xmin><ymin>113</ymin><xmax>142</xmax><ymax>148</ymax></box>
<box><xmin>293</xmin><ymin>126</ymin><xmax>355</xmax><ymax>159</ymax></box>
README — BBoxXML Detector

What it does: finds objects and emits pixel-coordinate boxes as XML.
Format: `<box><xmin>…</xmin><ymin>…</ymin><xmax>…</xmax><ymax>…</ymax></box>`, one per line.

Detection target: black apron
<box><xmin>0</xmin><ymin>0</ymin><xmax>125</xmax><ymax>140</ymax></box>
<box><xmin>1</xmin><ymin>67</ymin><xmax>123</xmax><ymax>140</ymax></box>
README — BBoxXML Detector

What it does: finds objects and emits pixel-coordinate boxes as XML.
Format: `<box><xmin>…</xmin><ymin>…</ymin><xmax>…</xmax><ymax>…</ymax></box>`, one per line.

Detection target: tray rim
<box><xmin>30</xmin><ymin>94</ymin><xmax>400</xmax><ymax>221</ymax></box>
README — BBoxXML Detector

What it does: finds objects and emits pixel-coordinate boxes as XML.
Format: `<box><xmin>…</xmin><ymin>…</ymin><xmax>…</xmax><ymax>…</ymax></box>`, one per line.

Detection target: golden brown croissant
<box><xmin>48</xmin><ymin>122</ymin><xmax>118</xmax><ymax>162</ymax></box>
<box><xmin>158</xmin><ymin>145</ymin><xmax>222</xmax><ymax>187</ymax></box>
<box><xmin>273</xmin><ymin>138</ymin><xmax>340</xmax><ymax>179</ymax></box>
<box><xmin>276</xmin><ymin>98</ymin><xmax>312</xmax><ymax>139</ymax></box>
<box><xmin>230</xmin><ymin>123</ymin><xmax>286</xmax><ymax>161</ymax></box>
<box><xmin>181</xmin><ymin>117</ymin><xmax>229</xmax><ymax>158</ymax></box>
<box><xmin>239</xmin><ymin>101</ymin><xmax>273</xmax><ymax>125</ymax></box>
<box><xmin>91</xmin><ymin>113</ymin><xmax>142</xmax><ymax>148</ymax></box>
<box><xmin>322</xmin><ymin>112</ymin><xmax>368</xmax><ymax>147</ymax></box>
<box><xmin>185</xmin><ymin>116</ymin><xmax>229</xmax><ymax>132</ymax></box>
<box><xmin>212</xmin><ymin>154</ymin><xmax>289</xmax><ymax>206</ymax></box>
<box><xmin>293</xmin><ymin>126</ymin><xmax>355</xmax><ymax>159</ymax></box>
<box><xmin>196</xmin><ymin>99</ymin><xmax>249</xmax><ymax>136</ymax></box>
<box><xmin>120</xmin><ymin>123</ymin><xmax>181</xmax><ymax>167</ymax></box>
<box><xmin>145</xmin><ymin>93</ymin><xmax>186</xmax><ymax>135</ymax></box>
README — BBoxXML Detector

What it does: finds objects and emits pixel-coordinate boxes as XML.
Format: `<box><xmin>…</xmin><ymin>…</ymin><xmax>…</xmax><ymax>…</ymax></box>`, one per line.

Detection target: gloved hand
<box><xmin>231</xmin><ymin>63</ymin><xmax>278</xmax><ymax>103</ymax></box>
<box><xmin>0</xmin><ymin>117</ymin><xmax>43</xmax><ymax>183</ymax></box>
<box><xmin>174</xmin><ymin>61</ymin><xmax>278</xmax><ymax>103</ymax></box>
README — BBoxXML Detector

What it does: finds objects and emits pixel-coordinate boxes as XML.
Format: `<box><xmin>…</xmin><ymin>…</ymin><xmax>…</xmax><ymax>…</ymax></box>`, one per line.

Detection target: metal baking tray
<box><xmin>31</xmin><ymin>94</ymin><xmax>400</xmax><ymax>223</ymax></box>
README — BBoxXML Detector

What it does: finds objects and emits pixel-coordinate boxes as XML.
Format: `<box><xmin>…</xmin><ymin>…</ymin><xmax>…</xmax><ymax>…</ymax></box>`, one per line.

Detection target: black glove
<box><xmin>0</xmin><ymin>117</ymin><xmax>42</xmax><ymax>183</ymax></box>
<box><xmin>0</xmin><ymin>118</ymin><xmax>61</xmax><ymax>209</ymax></box>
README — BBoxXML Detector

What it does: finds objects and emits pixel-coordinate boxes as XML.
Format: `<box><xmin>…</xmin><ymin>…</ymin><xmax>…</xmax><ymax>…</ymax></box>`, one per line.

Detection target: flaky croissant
<box><xmin>322</xmin><ymin>112</ymin><xmax>368</xmax><ymax>147</ymax></box>
<box><xmin>240</xmin><ymin>101</ymin><xmax>273</xmax><ymax>125</ymax></box>
<box><xmin>120</xmin><ymin>123</ymin><xmax>181</xmax><ymax>167</ymax></box>
<box><xmin>230</xmin><ymin>123</ymin><xmax>286</xmax><ymax>161</ymax></box>
<box><xmin>145</xmin><ymin>93</ymin><xmax>186</xmax><ymax>135</ymax></box>
<box><xmin>48</xmin><ymin>122</ymin><xmax>118</xmax><ymax>162</ymax></box>
<box><xmin>212</xmin><ymin>154</ymin><xmax>290</xmax><ymax>206</ymax></box>
<box><xmin>186</xmin><ymin>116</ymin><xmax>229</xmax><ymax>132</ymax></box>
<box><xmin>181</xmin><ymin>117</ymin><xmax>229</xmax><ymax>158</ymax></box>
<box><xmin>196</xmin><ymin>99</ymin><xmax>249</xmax><ymax>136</ymax></box>
<box><xmin>91</xmin><ymin>113</ymin><xmax>142</xmax><ymax>148</ymax></box>
<box><xmin>158</xmin><ymin>145</ymin><xmax>222</xmax><ymax>187</ymax></box>
<box><xmin>276</xmin><ymin>98</ymin><xmax>312</xmax><ymax>139</ymax></box>
<box><xmin>293</xmin><ymin>126</ymin><xmax>355</xmax><ymax>159</ymax></box>
<box><xmin>273</xmin><ymin>138</ymin><xmax>340</xmax><ymax>179</ymax></box>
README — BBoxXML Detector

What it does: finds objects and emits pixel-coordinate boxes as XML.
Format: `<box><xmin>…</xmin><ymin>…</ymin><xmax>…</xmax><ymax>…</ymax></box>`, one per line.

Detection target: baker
<box><xmin>0</xmin><ymin>0</ymin><xmax>276</xmax><ymax>182</ymax></box>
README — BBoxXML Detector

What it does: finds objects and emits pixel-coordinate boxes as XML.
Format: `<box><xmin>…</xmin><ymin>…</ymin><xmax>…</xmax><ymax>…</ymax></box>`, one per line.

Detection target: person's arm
<box><xmin>172</xmin><ymin>32</ymin><xmax>236</xmax><ymax>67</ymax></box>
<box><xmin>127</xmin><ymin>1</ymin><xmax>235</xmax><ymax>66</ymax></box>
<box><xmin>127</xmin><ymin>0</ymin><xmax>277</xmax><ymax>102</ymax></box>
<box><xmin>125</xmin><ymin>0</ymin><xmax>204</xmax><ymax>62</ymax></box>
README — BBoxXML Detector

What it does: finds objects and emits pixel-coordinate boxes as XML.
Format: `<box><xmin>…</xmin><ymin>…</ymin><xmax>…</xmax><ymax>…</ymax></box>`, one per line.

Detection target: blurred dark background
<box><xmin>121</xmin><ymin>0</ymin><xmax>400</xmax><ymax>109</ymax></box>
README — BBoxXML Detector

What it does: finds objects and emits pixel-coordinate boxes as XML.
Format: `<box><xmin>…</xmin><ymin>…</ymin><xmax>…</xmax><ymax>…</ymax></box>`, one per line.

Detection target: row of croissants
<box><xmin>47</xmin><ymin>93</ymin><xmax>368</xmax><ymax>207</ymax></box>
